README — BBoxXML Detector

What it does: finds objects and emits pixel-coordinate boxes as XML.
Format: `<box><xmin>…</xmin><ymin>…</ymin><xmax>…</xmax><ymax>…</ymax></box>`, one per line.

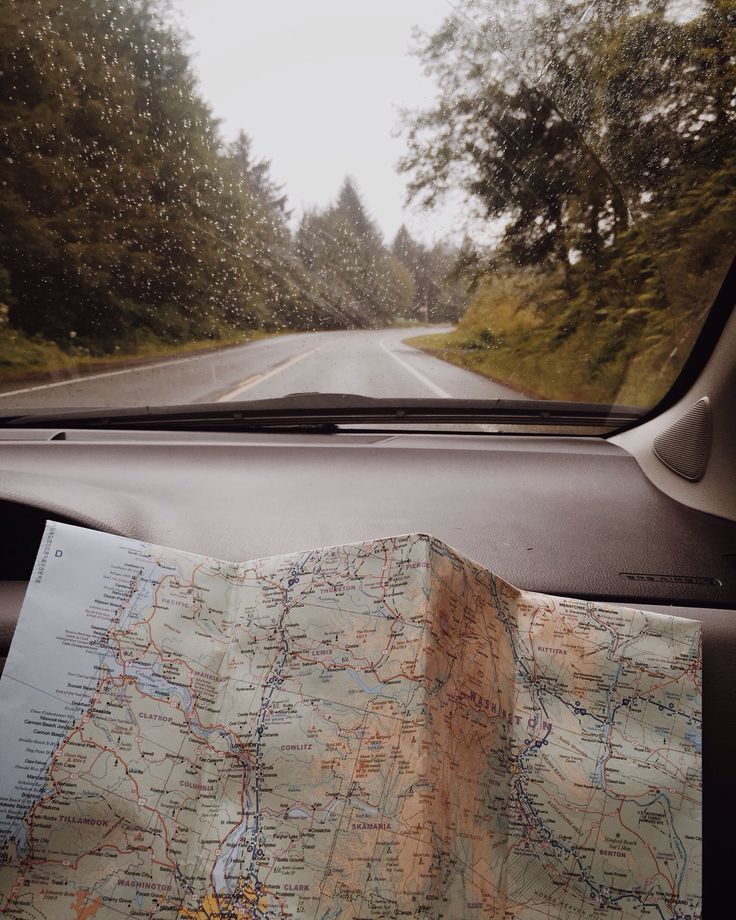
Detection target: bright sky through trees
<box><xmin>174</xmin><ymin>0</ymin><xmax>454</xmax><ymax>242</ymax></box>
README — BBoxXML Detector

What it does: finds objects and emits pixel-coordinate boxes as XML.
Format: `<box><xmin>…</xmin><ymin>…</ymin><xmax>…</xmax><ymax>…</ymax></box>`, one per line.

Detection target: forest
<box><xmin>0</xmin><ymin>0</ymin><xmax>461</xmax><ymax>373</ymax></box>
<box><xmin>0</xmin><ymin>0</ymin><xmax>734</xmax><ymax>406</ymax></box>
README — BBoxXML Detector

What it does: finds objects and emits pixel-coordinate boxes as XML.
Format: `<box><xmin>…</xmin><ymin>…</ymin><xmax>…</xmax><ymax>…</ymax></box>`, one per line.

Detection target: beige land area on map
<box><xmin>0</xmin><ymin>523</ymin><xmax>701</xmax><ymax>919</ymax></box>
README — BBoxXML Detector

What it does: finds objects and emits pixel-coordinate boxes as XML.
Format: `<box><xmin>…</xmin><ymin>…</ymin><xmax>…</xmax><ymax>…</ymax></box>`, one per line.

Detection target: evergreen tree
<box><xmin>392</xmin><ymin>226</ymin><xmax>465</xmax><ymax>323</ymax></box>
<box><xmin>0</xmin><ymin>0</ymin><xmax>394</xmax><ymax>351</ymax></box>
<box><xmin>297</xmin><ymin>179</ymin><xmax>414</xmax><ymax>327</ymax></box>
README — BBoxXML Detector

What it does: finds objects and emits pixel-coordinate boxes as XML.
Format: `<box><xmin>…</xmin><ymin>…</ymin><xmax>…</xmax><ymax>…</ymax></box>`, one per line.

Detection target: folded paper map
<box><xmin>0</xmin><ymin>522</ymin><xmax>702</xmax><ymax>919</ymax></box>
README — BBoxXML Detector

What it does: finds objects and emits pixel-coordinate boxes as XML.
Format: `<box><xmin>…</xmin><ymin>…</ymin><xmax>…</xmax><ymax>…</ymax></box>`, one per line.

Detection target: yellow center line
<box><xmin>216</xmin><ymin>347</ymin><xmax>320</xmax><ymax>402</ymax></box>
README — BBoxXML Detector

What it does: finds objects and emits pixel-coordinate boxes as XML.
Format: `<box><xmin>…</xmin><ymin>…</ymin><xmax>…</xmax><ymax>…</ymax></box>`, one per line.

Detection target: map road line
<box><xmin>0</xmin><ymin>523</ymin><xmax>702</xmax><ymax>919</ymax></box>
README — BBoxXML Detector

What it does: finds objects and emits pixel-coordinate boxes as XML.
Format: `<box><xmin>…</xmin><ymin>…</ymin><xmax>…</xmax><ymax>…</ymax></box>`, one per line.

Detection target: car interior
<box><xmin>1</xmin><ymin>259</ymin><xmax>733</xmax><ymax>906</ymax></box>
<box><xmin>0</xmin><ymin>0</ymin><xmax>731</xmax><ymax>914</ymax></box>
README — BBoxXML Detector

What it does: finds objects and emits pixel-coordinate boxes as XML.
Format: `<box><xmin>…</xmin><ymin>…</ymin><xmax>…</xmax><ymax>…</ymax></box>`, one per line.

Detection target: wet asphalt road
<box><xmin>0</xmin><ymin>327</ymin><xmax>524</xmax><ymax>411</ymax></box>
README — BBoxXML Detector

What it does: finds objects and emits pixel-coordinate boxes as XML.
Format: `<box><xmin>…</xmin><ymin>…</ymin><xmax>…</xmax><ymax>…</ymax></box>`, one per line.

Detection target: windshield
<box><xmin>0</xmin><ymin>0</ymin><xmax>733</xmax><ymax>419</ymax></box>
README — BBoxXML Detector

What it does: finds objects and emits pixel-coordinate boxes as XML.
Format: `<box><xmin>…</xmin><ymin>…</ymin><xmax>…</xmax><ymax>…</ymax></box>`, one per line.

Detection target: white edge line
<box><xmin>379</xmin><ymin>337</ymin><xmax>452</xmax><ymax>399</ymax></box>
<box><xmin>216</xmin><ymin>347</ymin><xmax>320</xmax><ymax>402</ymax></box>
<box><xmin>0</xmin><ymin>336</ymin><xmax>284</xmax><ymax>400</ymax></box>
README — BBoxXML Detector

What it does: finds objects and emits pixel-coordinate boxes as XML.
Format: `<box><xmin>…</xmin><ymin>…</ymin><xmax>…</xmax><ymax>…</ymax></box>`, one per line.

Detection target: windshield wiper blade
<box><xmin>0</xmin><ymin>393</ymin><xmax>642</xmax><ymax>430</ymax></box>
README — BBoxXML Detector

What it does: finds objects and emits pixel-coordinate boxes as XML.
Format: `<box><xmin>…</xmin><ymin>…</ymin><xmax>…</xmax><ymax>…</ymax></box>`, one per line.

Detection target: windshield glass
<box><xmin>0</xmin><ymin>0</ymin><xmax>733</xmax><ymax>418</ymax></box>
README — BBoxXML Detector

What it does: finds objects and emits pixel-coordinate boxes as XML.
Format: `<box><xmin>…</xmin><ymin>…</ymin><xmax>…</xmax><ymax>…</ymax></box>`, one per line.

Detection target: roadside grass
<box><xmin>408</xmin><ymin>161</ymin><xmax>735</xmax><ymax>410</ymax></box>
<box><xmin>406</xmin><ymin>271</ymin><xmax>699</xmax><ymax>409</ymax></box>
<box><xmin>0</xmin><ymin>326</ymin><xmax>275</xmax><ymax>386</ymax></box>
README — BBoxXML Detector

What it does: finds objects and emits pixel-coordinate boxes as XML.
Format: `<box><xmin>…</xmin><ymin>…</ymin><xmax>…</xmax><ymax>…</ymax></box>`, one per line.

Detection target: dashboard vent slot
<box><xmin>653</xmin><ymin>397</ymin><xmax>711</xmax><ymax>482</ymax></box>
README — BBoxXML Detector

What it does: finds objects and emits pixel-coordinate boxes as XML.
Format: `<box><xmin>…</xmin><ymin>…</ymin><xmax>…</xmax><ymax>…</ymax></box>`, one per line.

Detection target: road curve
<box><xmin>0</xmin><ymin>327</ymin><xmax>524</xmax><ymax>411</ymax></box>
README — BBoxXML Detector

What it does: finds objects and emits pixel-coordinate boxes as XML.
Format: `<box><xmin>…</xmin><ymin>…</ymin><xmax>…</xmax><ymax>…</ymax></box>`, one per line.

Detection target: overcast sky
<box><xmin>173</xmin><ymin>0</ymin><xmax>462</xmax><ymax>244</ymax></box>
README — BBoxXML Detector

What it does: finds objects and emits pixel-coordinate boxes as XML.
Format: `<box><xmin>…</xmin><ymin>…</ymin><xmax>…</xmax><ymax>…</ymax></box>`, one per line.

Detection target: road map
<box><xmin>0</xmin><ymin>522</ymin><xmax>701</xmax><ymax>919</ymax></box>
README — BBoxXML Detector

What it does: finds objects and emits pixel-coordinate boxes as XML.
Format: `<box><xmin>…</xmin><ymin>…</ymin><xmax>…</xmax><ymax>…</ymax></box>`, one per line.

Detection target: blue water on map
<box><xmin>0</xmin><ymin>524</ymin><xmax>156</xmax><ymax>852</ymax></box>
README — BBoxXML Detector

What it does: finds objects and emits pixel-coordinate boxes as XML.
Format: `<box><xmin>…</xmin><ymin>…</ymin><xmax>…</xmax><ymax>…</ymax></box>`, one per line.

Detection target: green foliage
<box><xmin>0</xmin><ymin>266</ymin><xmax>13</xmax><ymax>328</ymax></box>
<box><xmin>391</xmin><ymin>226</ymin><xmax>465</xmax><ymax>323</ymax></box>
<box><xmin>402</xmin><ymin>0</ymin><xmax>736</xmax><ymax>406</ymax></box>
<box><xmin>0</xmin><ymin>0</ymin><xmax>415</xmax><ymax>362</ymax></box>
<box><xmin>412</xmin><ymin>151</ymin><xmax>736</xmax><ymax>406</ymax></box>
<box><xmin>296</xmin><ymin>178</ymin><xmax>416</xmax><ymax>328</ymax></box>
